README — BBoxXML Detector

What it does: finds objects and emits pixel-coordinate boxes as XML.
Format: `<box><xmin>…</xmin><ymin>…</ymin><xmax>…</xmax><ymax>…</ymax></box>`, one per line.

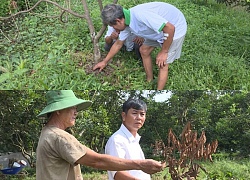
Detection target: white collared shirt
<box><xmin>105</xmin><ymin>124</ymin><xmax>151</xmax><ymax>180</ymax></box>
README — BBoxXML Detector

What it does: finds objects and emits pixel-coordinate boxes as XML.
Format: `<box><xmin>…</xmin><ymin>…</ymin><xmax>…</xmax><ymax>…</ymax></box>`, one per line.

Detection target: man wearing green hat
<box><xmin>36</xmin><ymin>90</ymin><xmax>165</xmax><ymax>180</ymax></box>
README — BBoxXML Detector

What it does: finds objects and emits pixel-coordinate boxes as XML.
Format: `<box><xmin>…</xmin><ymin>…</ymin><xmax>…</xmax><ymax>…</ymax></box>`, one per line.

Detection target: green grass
<box><xmin>151</xmin><ymin>159</ymin><xmax>250</xmax><ymax>180</ymax></box>
<box><xmin>0</xmin><ymin>0</ymin><xmax>249</xmax><ymax>90</ymax></box>
<box><xmin>1</xmin><ymin>159</ymin><xmax>249</xmax><ymax>179</ymax></box>
<box><xmin>199</xmin><ymin>159</ymin><xmax>250</xmax><ymax>180</ymax></box>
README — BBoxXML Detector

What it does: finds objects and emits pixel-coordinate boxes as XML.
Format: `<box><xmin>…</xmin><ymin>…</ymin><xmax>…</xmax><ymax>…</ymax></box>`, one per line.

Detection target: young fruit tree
<box><xmin>0</xmin><ymin>0</ymin><xmax>118</xmax><ymax>63</ymax></box>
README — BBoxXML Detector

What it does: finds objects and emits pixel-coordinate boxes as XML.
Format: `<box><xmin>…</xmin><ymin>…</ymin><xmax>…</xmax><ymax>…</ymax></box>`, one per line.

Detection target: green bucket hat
<box><xmin>37</xmin><ymin>90</ymin><xmax>92</xmax><ymax>117</ymax></box>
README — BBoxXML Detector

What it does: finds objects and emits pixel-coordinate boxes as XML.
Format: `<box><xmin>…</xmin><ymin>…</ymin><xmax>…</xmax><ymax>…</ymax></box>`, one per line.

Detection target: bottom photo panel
<box><xmin>0</xmin><ymin>90</ymin><xmax>249</xmax><ymax>180</ymax></box>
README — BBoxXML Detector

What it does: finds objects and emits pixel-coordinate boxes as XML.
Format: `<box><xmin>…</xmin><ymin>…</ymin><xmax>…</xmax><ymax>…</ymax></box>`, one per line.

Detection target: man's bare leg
<box><xmin>140</xmin><ymin>45</ymin><xmax>155</xmax><ymax>82</ymax></box>
<box><xmin>157</xmin><ymin>64</ymin><xmax>169</xmax><ymax>90</ymax></box>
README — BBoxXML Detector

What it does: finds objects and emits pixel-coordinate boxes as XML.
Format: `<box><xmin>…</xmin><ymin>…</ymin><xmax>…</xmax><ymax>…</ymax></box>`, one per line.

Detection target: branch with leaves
<box><xmin>0</xmin><ymin>0</ymin><xmax>87</xmax><ymax>20</ymax></box>
<box><xmin>0</xmin><ymin>0</ymin><xmax>119</xmax><ymax>62</ymax></box>
<box><xmin>11</xmin><ymin>132</ymin><xmax>35</xmax><ymax>167</ymax></box>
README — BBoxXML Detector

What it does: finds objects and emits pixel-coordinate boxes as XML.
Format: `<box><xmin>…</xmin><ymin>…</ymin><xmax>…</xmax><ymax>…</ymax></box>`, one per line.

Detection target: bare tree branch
<box><xmin>94</xmin><ymin>0</ymin><xmax>118</xmax><ymax>44</ymax></box>
<box><xmin>81</xmin><ymin>0</ymin><xmax>95</xmax><ymax>39</ymax></box>
<box><xmin>95</xmin><ymin>25</ymin><xmax>107</xmax><ymax>42</ymax></box>
<box><xmin>0</xmin><ymin>0</ymin><xmax>116</xmax><ymax>64</ymax></box>
<box><xmin>60</xmin><ymin>10</ymin><xmax>68</xmax><ymax>23</ymax></box>
<box><xmin>11</xmin><ymin>132</ymin><xmax>32</xmax><ymax>166</ymax></box>
<box><xmin>97</xmin><ymin>0</ymin><xmax>103</xmax><ymax>12</ymax></box>
<box><xmin>0</xmin><ymin>0</ymin><xmax>87</xmax><ymax>21</ymax></box>
<box><xmin>0</xmin><ymin>29</ymin><xmax>12</xmax><ymax>43</ymax></box>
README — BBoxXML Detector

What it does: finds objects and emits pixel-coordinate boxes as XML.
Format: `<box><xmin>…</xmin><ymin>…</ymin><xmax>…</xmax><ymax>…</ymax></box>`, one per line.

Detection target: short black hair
<box><xmin>122</xmin><ymin>99</ymin><xmax>147</xmax><ymax>114</ymax></box>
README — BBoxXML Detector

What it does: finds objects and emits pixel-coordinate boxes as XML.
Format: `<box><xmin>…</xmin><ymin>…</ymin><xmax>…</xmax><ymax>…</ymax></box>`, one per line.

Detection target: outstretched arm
<box><xmin>156</xmin><ymin>22</ymin><xmax>175</xmax><ymax>68</ymax></box>
<box><xmin>93</xmin><ymin>39</ymin><xmax>124</xmax><ymax>72</ymax></box>
<box><xmin>76</xmin><ymin>148</ymin><xmax>165</xmax><ymax>174</ymax></box>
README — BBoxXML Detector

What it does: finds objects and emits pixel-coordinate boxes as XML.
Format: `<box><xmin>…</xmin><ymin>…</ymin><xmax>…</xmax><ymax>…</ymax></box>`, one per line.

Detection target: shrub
<box><xmin>0</xmin><ymin>0</ymin><xmax>11</xmax><ymax>16</ymax></box>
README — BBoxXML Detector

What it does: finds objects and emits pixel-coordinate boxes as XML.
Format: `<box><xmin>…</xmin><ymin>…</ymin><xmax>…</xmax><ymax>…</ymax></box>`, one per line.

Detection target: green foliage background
<box><xmin>0</xmin><ymin>0</ymin><xmax>250</xmax><ymax>89</ymax></box>
<box><xmin>1</xmin><ymin>90</ymin><xmax>249</xmax><ymax>157</ymax></box>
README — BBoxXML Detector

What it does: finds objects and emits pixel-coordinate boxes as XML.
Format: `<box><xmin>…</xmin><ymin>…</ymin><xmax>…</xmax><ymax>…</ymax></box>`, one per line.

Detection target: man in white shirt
<box><xmin>93</xmin><ymin>2</ymin><xmax>187</xmax><ymax>90</ymax></box>
<box><xmin>105</xmin><ymin>99</ymin><xmax>151</xmax><ymax>180</ymax></box>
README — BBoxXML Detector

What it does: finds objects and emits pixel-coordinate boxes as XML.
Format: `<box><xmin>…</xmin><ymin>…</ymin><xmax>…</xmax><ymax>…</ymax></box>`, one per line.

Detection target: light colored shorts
<box><xmin>143</xmin><ymin>35</ymin><xmax>186</xmax><ymax>64</ymax></box>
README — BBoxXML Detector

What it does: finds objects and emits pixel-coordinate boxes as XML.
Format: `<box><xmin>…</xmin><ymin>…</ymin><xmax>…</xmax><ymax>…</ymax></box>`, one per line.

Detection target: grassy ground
<box><xmin>82</xmin><ymin>159</ymin><xmax>250</xmax><ymax>180</ymax></box>
<box><xmin>1</xmin><ymin>159</ymin><xmax>249</xmax><ymax>179</ymax></box>
<box><xmin>0</xmin><ymin>0</ymin><xmax>249</xmax><ymax>89</ymax></box>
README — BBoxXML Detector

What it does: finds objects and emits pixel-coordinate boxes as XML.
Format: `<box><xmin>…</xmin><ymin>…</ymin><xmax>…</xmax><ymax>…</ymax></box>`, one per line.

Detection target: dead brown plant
<box><xmin>153</xmin><ymin>121</ymin><xmax>218</xmax><ymax>180</ymax></box>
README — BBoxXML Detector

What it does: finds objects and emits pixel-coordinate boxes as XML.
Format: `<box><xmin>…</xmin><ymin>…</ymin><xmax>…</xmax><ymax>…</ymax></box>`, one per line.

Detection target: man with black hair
<box><xmin>105</xmin><ymin>98</ymin><xmax>151</xmax><ymax>180</ymax></box>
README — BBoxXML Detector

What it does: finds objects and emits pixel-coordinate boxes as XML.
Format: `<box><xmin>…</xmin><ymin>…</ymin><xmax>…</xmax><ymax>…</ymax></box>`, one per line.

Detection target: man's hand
<box><xmin>133</xmin><ymin>37</ymin><xmax>144</xmax><ymax>46</ymax></box>
<box><xmin>110</xmin><ymin>31</ymin><xmax>119</xmax><ymax>40</ymax></box>
<box><xmin>156</xmin><ymin>51</ymin><xmax>168</xmax><ymax>68</ymax></box>
<box><xmin>141</xmin><ymin>159</ymin><xmax>166</xmax><ymax>174</ymax></box>
<box><xmin>93</xmin><ymin>61</ymin><xmax>107</xmax><ymax>72</ymax></box>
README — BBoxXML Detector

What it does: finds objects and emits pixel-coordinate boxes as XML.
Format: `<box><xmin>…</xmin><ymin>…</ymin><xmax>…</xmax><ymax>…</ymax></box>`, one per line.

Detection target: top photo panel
<box><xmin>0</xmin><ymin>0</ymin><xmax>249</xmax><ymax>90</ymax></box>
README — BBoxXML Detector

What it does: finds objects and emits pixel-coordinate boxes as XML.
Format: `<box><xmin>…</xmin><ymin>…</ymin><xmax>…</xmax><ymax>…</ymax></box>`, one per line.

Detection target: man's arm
<box><xmin>76</xmin><ymin>148</ymin><xmax>165</xmax><ymax>174</ymax></box>
<box><xmin>93</xmin><ymin>39</ymin><xmax>124</xmax><ymax>72</ymax></box>
<box><xmin>105</xmin><ymin>31</ymin><xmax>119</xmax><ymax>45</ymax></box>
<box><xmin>161</xmin><ymin>22</ymin><xmax>175</xmax><ymax>53</ymax></box>
<box><xmin>105</xmin><ymin>35</ymin><xmax>114</xmax><ymax>45</ymax></box>
<box><xmin>156</xmin><ymin>22</ymin><xmax>175</xmax><ymax>68</ymax></box>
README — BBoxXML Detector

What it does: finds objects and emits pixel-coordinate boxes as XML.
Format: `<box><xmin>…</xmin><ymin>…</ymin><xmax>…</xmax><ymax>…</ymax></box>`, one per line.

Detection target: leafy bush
<box><xmin>16</xmin><ymin>0</ymin><xmax>41</xmax><ymax>11</ymax></box>
<box><xmin>24</xmin><ymin>167</ymin><xmax>36</xmax><ymax>177</ymax></box>
<box><xmin>0</xmin><ymin>0</ymin><xmax>10</xmax><ymax>16</ymax></box>
<box><xmin>215</xmin><ymin>0</ymin><xmax>250</xmax><ymax>12</ymax></box>
<box><xmin>0</xmin><ymin>0</ymin><xmax>40</xmax><ymax>16</ymax></box>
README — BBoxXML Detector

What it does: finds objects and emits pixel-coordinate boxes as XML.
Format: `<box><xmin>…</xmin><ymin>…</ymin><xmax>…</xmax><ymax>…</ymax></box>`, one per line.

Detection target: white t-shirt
<box><xmin>105</xmin><ymin>124</ymin><xmax>151</xmax><ymax>180</ymax></box>
<box><xmin>105</xmin><ymin>26</ymin><xmax>136</xmax><ymax>51</ymax></box>
<box><xmin>121</xmin><ymin>2</ymin><xmax>187</xmax><ymax>43</ymax></box>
